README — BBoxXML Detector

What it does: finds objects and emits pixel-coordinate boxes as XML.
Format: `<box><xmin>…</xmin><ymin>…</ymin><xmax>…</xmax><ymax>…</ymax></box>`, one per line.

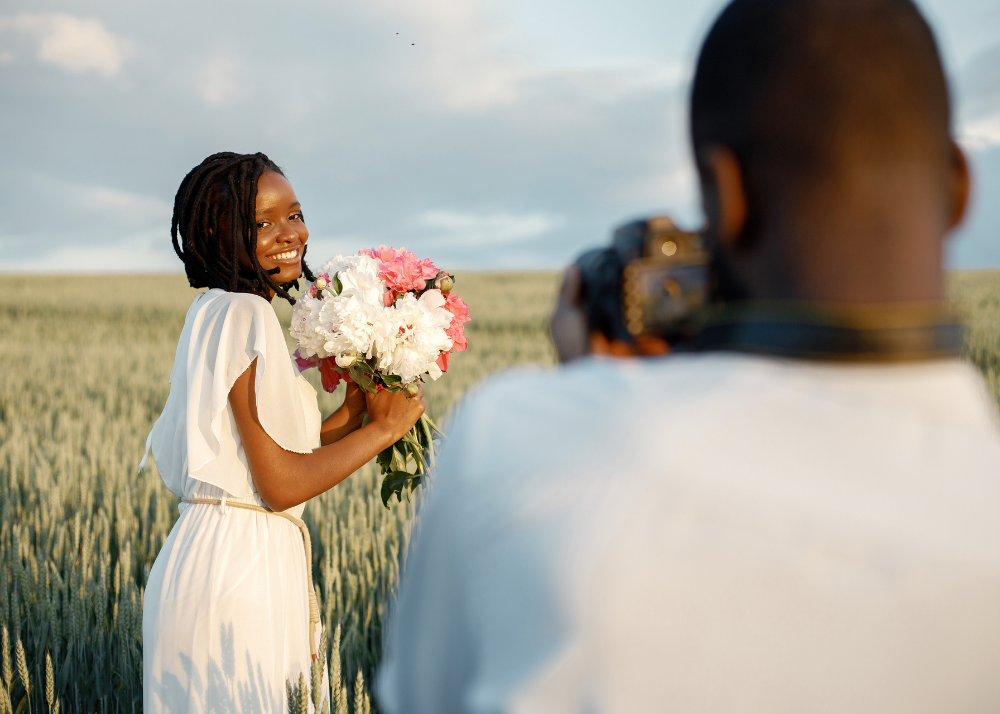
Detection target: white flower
<box><xmin>318</xmin><ymin>291</ymin><xmax>382</xmax><ymax>357</ymax></box>
<box><xmin>319</xmin><ymin>254</ymin><xmax>383</xmax><ymax>307</ymax></box>
<box><xmin>335</xmin><ymin>352</ymin><xmax>357</xmax><ymax>368</ymax></box>
<box><xmin>291</xmin><ymin>252</ymin><xmax>461</xmax><ymax>391</ymax></box>
<box><xmin>374</xmin><ymin>290</ymin><xmax>454</xmax><ymax>383</ymax></box>
<box><xmin>292</xmin><ymin>254</ymin><xmax>388</xmax><ymax>361</ymax></box>
<box><xmin>289</xmin><ymin>293</ymin><xmax>329</xmax><ymax>359</ymax></box>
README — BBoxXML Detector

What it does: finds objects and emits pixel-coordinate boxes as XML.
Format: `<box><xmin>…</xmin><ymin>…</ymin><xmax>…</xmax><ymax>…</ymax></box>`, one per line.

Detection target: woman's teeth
<box><xmin>271</xmin><ymin>249</ymin><xmax>298</xmax><ymax>261</ymax></box>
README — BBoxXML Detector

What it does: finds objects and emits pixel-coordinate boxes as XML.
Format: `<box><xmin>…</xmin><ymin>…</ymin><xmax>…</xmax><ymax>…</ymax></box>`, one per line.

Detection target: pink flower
<box><xmin>442</xmin><ymin>294</ymin><xmax>470</xmax><ymax>354</ymax></box>
<box><xmin>362</xmin><ymin>246</ymin><xmax>439</xmax><ymax>304</ymax></box>
<box><xmin>293</xmin><ymin>350</ymin><xmax>318</xmax><ymax>371</ymax></box>
<box><xmin>318</xmin><ymin>357</ymin><xmax>349</xmax><ymax>393</ymax></box>
<box><xmin>295</xmin><ymin>351</ymin><xmax>349</xmax><ymax>392</ymax></box>
<box><xmin>308</xmin><ymin>272</ymin><xmax>332</xmax><ymax>298</ymax></box>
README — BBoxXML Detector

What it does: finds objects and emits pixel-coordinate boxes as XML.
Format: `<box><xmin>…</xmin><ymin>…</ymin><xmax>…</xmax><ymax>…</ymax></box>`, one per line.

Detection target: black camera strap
<box><xmin>694</xmin><ymin>301</ymin><xmax>963</xmax><ymax>362</ymax></box>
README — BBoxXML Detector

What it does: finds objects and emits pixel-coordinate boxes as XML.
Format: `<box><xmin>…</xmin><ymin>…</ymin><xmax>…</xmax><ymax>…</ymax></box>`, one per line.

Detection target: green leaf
<box><xmin>403</xmin><ymin>438</ymin><xmax>426</xmax><ymax>474</ymax></box>
<box><xmin>348</xmin><ymin>364</ymin><xmax>377</xmax><ymax>394</ymax></box>
<box><xmin>381</xmin><ymin>374</ymin><xmax>402</xmax><ymax>385</ymax></box>
<box><xmin>391</xmin><ymin>444</ymin><xmax>408</xmax><ymax>472</ymax></box>
<box><xmin>418</xmin><ymin>416</ymin><xmax>432</xmax><ymax>450</ymax></box>
<box><xmin>422</xmin><ymin>412</ymin><xmax>445</xmax><ymax>438</ymax></box>
<box><xmin>332</xmin><ymin>272</ymin><xmax>343</xmax><ymax>295</ymax></box>
<box><xmin>380</xmin><ymin>471</ymin><xmax>424</xmax><ymax>507</ymax></box>
<box><xmin>376</xmin><ymin>445</ymin><xmax>394</xmax><ymax>476</ymax></box>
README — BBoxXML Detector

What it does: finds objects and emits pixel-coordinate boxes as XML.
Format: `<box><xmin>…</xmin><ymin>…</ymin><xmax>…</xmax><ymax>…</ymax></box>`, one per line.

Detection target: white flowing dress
<box><xmin>141</xmin><ymin>288</ymin><xmax>326</xmax><ymax>713</ymax></box>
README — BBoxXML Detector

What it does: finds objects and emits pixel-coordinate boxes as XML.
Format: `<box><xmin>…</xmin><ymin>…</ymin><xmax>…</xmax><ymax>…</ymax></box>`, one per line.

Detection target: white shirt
<box><xmin>379</xmin><ymin>353</ymin><xmax>1000</xmax><ymax>714</ymax></box>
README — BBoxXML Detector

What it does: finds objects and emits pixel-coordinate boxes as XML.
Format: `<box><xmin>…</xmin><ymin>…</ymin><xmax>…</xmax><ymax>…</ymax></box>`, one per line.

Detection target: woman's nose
<box><xmin>277</xmin><ymin>223</ymin><xmax>300</xmax><ymax>243</ymax></box>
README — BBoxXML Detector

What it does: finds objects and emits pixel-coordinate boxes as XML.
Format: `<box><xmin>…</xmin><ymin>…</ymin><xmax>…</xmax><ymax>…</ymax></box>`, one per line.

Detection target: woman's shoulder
<box><xmin>198</xmin><ymin>288</ymin><xmax>274</xmax><ymax>315</ymax></box>
<box><xmin>187</xmin><ymin>289</ymin><xmax>284</xmax><ymax>351</ymax></box>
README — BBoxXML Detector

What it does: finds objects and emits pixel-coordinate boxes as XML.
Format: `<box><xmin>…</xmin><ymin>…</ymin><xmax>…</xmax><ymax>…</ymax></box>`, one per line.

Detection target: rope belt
<box><xmin>180</xmin><ymin>496</ymin><xmax>321</xmax><ymax>659</ymax></box>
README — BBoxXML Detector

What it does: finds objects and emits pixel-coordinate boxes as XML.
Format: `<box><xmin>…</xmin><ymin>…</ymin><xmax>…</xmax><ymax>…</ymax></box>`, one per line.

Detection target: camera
<box><xmin>575</xmin><ymin>216</ymin><xmax>709</xmax><ymax>345</ymax></box>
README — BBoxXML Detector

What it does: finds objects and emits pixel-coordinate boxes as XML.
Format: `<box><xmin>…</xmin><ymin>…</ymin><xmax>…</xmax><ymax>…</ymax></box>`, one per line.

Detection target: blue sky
<box><xmin>0</xmin><ymin>0</ymin><xmax>997</xmax><ymax>273</ymax></box>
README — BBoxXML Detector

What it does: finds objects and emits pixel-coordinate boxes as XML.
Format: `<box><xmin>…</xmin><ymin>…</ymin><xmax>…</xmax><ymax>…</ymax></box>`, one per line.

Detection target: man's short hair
<box><xmin>691</xmin><ymin>0</ymin><xmax>952</xmax><ymax>201</ymax></box>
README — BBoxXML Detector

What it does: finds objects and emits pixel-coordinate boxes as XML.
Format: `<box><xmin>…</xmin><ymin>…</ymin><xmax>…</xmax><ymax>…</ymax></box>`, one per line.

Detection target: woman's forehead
<box><xmin>256</xmin><ymin>171</ymin><xmax>298</xmax><ymax>213</ymax></box>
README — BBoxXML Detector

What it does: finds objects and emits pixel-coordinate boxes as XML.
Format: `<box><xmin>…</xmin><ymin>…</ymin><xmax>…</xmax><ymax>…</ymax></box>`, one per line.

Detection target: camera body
<box><xmin>575</xmin><ymin>216</ymin><xmax>709</xmax><ymax>344</ymax></box>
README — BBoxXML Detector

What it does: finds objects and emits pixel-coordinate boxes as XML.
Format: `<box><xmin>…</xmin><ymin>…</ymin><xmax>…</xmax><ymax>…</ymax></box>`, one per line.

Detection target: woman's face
<box><xmin>240</xmin><ymin>170</ymin><xmax>309</xmax><ymax>294</ymax></box>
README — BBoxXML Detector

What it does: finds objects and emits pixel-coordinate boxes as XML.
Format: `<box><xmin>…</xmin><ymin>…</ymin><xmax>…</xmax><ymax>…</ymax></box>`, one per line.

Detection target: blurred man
<box><xmin>378</xmin><ymin>0</ymin><xmax>1000</xmax><ymax>712</ymax></box>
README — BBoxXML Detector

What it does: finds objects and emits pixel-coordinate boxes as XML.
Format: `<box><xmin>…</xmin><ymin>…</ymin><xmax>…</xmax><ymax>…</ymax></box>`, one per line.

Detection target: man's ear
<box><xmin>701</xmin><ymin>146</ymin><xmax>749</xmax><ymax>249</ymax></box>
<box><xmin>948</xmin><ymin>141</ymin><xmax>971</xmax><ymax>231</ymax></box>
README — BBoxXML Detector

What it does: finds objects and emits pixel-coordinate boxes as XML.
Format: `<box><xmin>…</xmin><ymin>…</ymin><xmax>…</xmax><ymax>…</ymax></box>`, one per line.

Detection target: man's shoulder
<box><xmin>441</xmin><ymin>353</ymin><xmax>1000</xmax><ymax>488</ymax></box>
<box><xmin>435</xmin><ymin>355</ymin><xmax>741</xmax><ymax>487</ymax></box>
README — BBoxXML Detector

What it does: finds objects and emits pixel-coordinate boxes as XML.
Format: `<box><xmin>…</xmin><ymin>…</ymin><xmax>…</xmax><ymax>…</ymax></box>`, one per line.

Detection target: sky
<box><xmin>0</xmin><ymin>0</ymin><xmax>997</xmax><ymax>273</ymax></box>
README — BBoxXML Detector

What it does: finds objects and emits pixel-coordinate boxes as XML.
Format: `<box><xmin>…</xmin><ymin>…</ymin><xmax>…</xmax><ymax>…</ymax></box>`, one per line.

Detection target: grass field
<box><xmin>0</xmin><ymin>270</ymin><xmax>997</xmax><ymax>713</ymax></box>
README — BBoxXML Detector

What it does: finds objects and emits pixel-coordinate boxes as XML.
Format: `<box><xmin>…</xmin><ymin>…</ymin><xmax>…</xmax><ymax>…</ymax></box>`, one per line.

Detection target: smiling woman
<box><xmin>171</xmin><ymin>151</ymin><xmax>317</xmax><ymax>304</ymax></box>
<box><xmin>247</xmin><ymin>170</ymin><xmax>310</xmax><ymax>288</ymax></box>
<box><xmin>141</xmin><ymin>152</ymin><xmax>426</xmax><ymax>712</ymax></box>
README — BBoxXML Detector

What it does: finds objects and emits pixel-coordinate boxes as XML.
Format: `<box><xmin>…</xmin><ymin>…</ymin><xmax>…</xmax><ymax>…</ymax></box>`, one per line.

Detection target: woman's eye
<box><xmin>291</xmin><ymin>212</ymin><xmax>304</xmax><ymax>221</ymax></box>
<box><xmin>257</xmin><ymin>221</ymin><xmax>270</xmax><ymax>229</ymax></box>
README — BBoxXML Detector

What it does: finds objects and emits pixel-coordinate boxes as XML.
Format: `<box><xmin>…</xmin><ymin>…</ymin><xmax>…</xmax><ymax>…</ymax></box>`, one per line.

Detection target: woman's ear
<box><xmin>700</xmin><ymin>145</ymin><xmax>749</xmax><ymax>249</ymax></box>
<box><xmin>948</xmin><ymin>141</ymin><xmax>971</xmax><ymax>231</ymax></box>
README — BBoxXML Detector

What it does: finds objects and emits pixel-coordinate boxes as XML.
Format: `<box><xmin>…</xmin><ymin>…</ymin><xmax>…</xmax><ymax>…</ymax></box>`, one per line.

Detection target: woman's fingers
<box><xmin>366</xmin><ymin>386</ymin><xmax>425</xmax><ymax>441</ymax></box>
<box><xmin>550</xmin><ymin>266</ymin><xmax>590</xmax><ymax>363</ymax></box>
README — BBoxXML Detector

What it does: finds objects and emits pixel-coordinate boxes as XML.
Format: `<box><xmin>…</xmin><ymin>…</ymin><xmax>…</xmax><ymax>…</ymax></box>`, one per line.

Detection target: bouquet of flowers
<box><xmin>290</xmin><ymin>246</ymin><xmax>470</xmax><ymax>506</ymax></box>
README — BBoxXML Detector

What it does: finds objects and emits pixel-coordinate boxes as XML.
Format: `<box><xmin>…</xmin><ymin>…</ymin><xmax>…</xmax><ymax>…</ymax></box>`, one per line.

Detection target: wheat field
<box><xmin>0</xmin><ymin>270</ymin><xmax>997</xmax><ymax>713</ymax></box>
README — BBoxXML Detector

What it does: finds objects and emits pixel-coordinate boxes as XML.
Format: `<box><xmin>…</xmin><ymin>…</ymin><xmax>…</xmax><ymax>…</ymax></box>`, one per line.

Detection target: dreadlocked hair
<box><xmin>171</xmin><ymin>151</ymin><xmax>316</xmax><ymax>304</ymax></box>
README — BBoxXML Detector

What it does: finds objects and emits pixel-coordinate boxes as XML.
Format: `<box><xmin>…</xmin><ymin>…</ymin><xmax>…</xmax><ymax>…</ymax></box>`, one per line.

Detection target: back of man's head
<box><xmin>690</xmin><ymin>0</ymin><xmax>966</xmax><ymax>303</ymax></box>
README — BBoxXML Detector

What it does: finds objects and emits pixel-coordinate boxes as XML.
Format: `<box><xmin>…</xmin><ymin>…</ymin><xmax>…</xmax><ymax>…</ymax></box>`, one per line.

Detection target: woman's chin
<box><xmin>274</xmin><ymin>265</ymin><xmax>302</xmax><ymax>285</ymax></box>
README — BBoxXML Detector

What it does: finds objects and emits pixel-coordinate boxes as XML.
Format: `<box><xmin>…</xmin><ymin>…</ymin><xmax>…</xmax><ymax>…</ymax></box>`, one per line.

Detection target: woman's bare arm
<box><xmin>319</xmin><ymin>381</ymin><xmax>368</xmax><ymax>445</ymax></box>
<box><xmin>229</xmin><ymin>359</ymin><xmax>424</xmax><ymax>511</ymax></box>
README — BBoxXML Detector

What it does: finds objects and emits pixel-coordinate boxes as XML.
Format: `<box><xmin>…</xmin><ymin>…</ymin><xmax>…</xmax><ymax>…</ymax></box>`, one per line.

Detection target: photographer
<box><xmin>380</xmin><ymin>1</ymin><xmax>1000</xmax><ymax>712</ymax></box>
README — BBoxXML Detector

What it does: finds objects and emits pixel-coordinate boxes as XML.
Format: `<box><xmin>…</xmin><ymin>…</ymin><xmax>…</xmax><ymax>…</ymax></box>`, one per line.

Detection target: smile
<box><xmin>269</xmin><ymin>249</ymin><xmax>299</xmax><ymax>261</ymax></box>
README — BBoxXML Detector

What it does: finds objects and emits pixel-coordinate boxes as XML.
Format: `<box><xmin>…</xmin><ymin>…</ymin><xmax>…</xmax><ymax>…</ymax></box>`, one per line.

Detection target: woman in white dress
<box><xmin>140</xmin><ymin>152</ymin><xmax>425</xmax><ymax>712</ymax></box>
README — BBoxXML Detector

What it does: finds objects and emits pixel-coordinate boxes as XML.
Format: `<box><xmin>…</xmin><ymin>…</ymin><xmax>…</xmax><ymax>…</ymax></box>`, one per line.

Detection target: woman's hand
<box><xmin>343</xmin><ymin>381</ymin><xmax>368</xmax><ymax>419</ymax></box>
<box><xmin>366</xmin><ymin>387</ymin><xmax>426</xmax><ymax>445</ymax></box>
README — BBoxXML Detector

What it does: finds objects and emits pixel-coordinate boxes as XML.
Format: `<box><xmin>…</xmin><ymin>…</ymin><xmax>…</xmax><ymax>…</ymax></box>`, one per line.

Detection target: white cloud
<box><xmin>196</xmin><ymin>56</ymin><xmax>242</xmax><ymax>105</ymax></box>
<box><xmin>72</xmin><ymin>185</ymin><xmax>172</xmax><ymax>224</ymax></box>
<box><xmin>0</xmin><ymin>229</ymin><xmax>176</xmax><ymax>273</ymax></box>
<box><xmin>0</xmin><ymin>13</ymin><xmax>122</xmax><ymax>76</ymax></box>
<box><xmin>3</xmin><ymin>0</ymin><xmax>995</xmax><ymax>271</ymax></box>
<box><xmin>416</xmin><ymin>210</ymin><xmax>562</xmax><ymax>245</ymax></box>
<box><xmin>961</xmin><ymin>114</ymin><xmax>1000</xmax><ymax>151</ymax></box>
<box><xmin>533</xmin><ymin>61</ymin><xmax>692</xmax><ymax>103</ymax></box>
<box><xmin>32</xmin><ymin>176</ymin><xmax>172</xmax><ymax>229</ymax></box>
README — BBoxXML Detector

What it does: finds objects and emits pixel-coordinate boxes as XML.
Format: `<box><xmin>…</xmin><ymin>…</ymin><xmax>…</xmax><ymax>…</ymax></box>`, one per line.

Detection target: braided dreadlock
<box><xmin>171</xmin><ymin>151</ymin><xmax>315</xmax><ymax>304</ymax></box>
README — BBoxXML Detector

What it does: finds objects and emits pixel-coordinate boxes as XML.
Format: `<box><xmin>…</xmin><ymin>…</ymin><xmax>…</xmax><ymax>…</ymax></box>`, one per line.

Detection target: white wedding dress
<box><xmin>141</xmin><ymin>288</ymin><xmax>327</xmax><ymax>713</ymax></box>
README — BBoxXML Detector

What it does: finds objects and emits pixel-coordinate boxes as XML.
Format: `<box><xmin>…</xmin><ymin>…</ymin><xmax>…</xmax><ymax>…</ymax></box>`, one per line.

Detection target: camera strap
<box><xmin>694</xmin><ymin>301</ymin><xmax>963</xmax><ymax>362</ymax></box>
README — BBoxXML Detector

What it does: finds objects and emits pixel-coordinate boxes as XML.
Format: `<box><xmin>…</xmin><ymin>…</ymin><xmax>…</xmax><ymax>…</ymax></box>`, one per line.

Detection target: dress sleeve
<box><xmin>183</xmin><ymin>291</ymin><xmax>315</xmax><ymax>496</ymax></box>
